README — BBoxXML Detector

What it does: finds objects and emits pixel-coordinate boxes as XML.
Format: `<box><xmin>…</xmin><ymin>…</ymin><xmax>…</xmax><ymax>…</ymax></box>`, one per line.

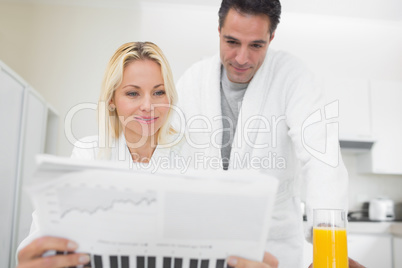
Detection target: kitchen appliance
<box><xmin>369</xmin><ymin>198</ymin><xmax>395</xmax><ymax>221</ymax></box>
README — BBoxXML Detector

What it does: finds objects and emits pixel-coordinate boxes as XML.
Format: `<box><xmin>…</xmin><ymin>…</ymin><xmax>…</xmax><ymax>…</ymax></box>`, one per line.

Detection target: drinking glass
<box><xmin>313</xmin><ymin>209</ymin><xmax>348</xmax><ymax>268</ymax></box>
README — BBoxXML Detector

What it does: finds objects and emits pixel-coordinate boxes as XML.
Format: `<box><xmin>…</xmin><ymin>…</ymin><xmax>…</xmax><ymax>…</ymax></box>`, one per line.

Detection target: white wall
<box><xmin>343</xmin><ymin>153</ymin><xmax>402</xmax><ymax>209</ymax></box>
<box><xmin>138</xmin><ymin>2</ymin><xmax>220</xmax><ymax>82</ymax></box>
<box><xmin>0</xmin><ymin>3</ymin><xmax>34</xmax><ymax>80</ymax></box>
<box><xmin>273</xmin><ymin>12</ymin><xmax>402</xmax><ymax>81</ymax></box>
<box><xmin>1</xmin><ymin>1</ymin><xmax>402</xmax><ymax>211</ymax></box>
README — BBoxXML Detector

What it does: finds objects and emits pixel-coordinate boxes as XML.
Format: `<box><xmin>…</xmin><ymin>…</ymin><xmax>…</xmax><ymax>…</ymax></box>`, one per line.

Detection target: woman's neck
<box><xmin>124</xmin><ymin>131</ymin><xmax>158</xmax><ymax>163</ymax></box>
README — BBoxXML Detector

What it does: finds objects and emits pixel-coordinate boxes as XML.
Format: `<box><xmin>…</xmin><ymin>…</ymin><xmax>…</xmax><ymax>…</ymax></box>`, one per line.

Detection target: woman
<box><xmin>16</xmin><ymin>41</ymin><xmax>184</xmax><ymax>268</ymax></box>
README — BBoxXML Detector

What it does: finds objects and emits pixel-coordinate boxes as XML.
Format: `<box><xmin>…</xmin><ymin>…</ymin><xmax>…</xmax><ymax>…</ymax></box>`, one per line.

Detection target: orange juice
<box><xmin>313</xmin><ymin>227</ymin><xmax>348</xmax><ymax>268</ymax></box>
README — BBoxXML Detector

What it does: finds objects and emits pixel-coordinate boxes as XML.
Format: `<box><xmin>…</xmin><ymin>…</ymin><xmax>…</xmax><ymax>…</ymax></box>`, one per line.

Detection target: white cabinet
<box><xmin>357</xmin><ymin>80</ymin><xmax>402</xmax><ymax>174</ymax></box>
<box><xmin>348</xmin><ymin>233</ymin><xmax>393</xmax><ymax>267</ymax></box>
<box><xmin>0</xmin><ymin>66</ymin><xmax>25</xmax><ymax>268</ymax></box>
<box><xmin>14</xmin><ymin>90</ymin><xmax>48</xmax><ymax>253</ymax></box>
<box><xmin>0</xmin><ymin>61</ymin><xmax>59</xmax><ymax>268</ymax></box>
<box><xmin>321</xmin><ymin>77</ymin><xmax>372</xmax><ymax>141</ymax></box>
<box><xmin>321</xmin><ymin>77</ymin><xmax>402</xmax><ymax>173</ymax></box>
<box><xmin>394</xmin><ymin>236</ymin><xmax>402</xmax><ymax>268</ymax></box>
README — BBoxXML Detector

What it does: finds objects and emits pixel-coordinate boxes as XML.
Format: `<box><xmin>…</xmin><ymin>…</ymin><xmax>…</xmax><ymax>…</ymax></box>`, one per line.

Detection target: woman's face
<box><xmin>111</xmin><ymin>59</ymin><xmax>170</xmax><ymax>144</ymax></box>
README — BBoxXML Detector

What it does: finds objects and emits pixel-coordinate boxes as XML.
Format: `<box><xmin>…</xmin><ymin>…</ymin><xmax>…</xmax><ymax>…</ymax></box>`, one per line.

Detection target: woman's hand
<box><xmin>17</xmin><ymin>236</ymin><xmax>90</xmax><ymax>268</ymax></box>
<box><xmin>226</xmin><ymin>252</ymin><xmax>279</xmax><ymax>268</ymax></box>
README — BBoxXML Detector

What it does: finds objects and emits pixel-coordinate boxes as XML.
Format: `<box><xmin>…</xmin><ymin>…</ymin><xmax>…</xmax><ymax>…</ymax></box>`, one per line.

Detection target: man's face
<box><xmin>219</xmin><ymin>8</ymin><xmax>274</xmax><ymax>84</ymax></box>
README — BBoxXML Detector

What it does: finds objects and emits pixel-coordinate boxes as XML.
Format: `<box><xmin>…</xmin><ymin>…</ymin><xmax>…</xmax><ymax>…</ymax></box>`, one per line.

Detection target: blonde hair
<box><xmin>97</xmin><ymin>42</ymin><xmax>178</xmax><ymax>159</ymax></box>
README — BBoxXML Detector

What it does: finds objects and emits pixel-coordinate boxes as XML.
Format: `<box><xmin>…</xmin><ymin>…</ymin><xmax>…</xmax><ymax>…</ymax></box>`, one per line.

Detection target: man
<box><xmin>177</xmin><ymin>0</ymin><xmax>362</xmax><ymax>267</ymax></box>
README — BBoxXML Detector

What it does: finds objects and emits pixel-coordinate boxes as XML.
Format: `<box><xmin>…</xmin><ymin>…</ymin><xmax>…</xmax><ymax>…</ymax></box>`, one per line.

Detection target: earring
<box><xmin>108</xmin><ymin>104</ymin><xmax>116</xmax><ymax>112</ymax></box>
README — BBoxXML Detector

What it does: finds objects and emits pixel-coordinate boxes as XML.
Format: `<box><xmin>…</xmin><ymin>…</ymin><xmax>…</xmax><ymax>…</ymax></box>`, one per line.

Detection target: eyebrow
<box><xmin>223</xmin><ymin>35</ymin><xmax>267</xmax><ymax>44</ymax></box>
<box><xmin>122</xmin><ymin>84</ymin><xmax>164</xmax><ymax>89</ymax></box>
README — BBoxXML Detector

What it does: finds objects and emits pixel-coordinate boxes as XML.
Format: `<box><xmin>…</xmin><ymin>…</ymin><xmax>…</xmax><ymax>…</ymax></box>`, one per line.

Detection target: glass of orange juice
<box><xmin>313</xmin><ymin>209</ymin><xmax>348</xmax><ymax>268</ymax></box>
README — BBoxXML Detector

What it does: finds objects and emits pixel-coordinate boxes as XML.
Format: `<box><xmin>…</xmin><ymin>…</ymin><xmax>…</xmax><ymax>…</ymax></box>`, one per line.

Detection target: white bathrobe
<box><xmin>176</xmin><ymin>49</ymin><xmax>349</xmax><ymax>267</ymax></box>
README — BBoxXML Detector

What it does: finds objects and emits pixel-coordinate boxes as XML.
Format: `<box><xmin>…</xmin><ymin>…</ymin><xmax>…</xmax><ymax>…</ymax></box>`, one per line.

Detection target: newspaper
<box><xmin>28</xmin><ymin>155</ymin><xmax>278</xmax><ymax>268</ymax></box>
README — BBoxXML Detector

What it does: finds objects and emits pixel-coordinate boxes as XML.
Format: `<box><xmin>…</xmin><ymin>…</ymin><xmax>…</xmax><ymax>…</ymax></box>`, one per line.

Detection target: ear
<box><xmin>109</xmin><ymin>93</ymin><xmax>115</xmax><ymax>105</ymax></box>
<box><xmin>108</xmin><ymin>97</ymin><xmax>116</xmax><ymax>112</ymax></box>
<box><xmin>218</xmin><ymin>26</ymin><xmax>221</xmax><ymax>36</ymax></box>
<box><xmin>270</xmin><ymin>31</ymin><xmax>276</xmax><ymax>42</ymax></box>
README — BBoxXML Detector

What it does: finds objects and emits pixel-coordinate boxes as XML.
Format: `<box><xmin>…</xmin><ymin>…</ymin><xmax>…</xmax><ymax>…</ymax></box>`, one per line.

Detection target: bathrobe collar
<box><xmin>203</xmin><ymin>50</ymin><xmax>274</xmax><ymax>164</ymax></box>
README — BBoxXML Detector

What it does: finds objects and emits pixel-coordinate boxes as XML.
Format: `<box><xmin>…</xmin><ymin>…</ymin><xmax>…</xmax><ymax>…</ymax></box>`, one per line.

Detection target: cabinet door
<box><xmin>0</xmin><ymin>69</ymin><xmax>25</xmax><ymax>268</ymax></box>
<box><xmin>321</xmin><ymin>77</ymin><xmax>372</xmax><ymax>140</ymax></box>
<box><xmin>12</xmin><ymin>90</ymin><xmax>47</xmax><ymax>260</ymax></box>
<box><xmin>348</xmin><ymin>233</ymin><xmax>393</xmax><ymax>267</ymax></box>
<box><xmin>394</xmin><ymin>236</ymin><xmax>402</xmax><ymax>268</ymax></box>
<box><xmin>370</xmin><ymin>80</ymin><xmax>402</xmax><ymax>174</ymax></box>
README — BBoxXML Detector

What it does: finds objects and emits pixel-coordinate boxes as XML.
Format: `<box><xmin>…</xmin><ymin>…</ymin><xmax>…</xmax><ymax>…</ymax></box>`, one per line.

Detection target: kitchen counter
<box><xmin>348</xmin><ymin>221</ymin><xmax>402</xmax><ymax>236</ymax></box>
<box><xmin>302</xmin><ymin>220</ymin><xmax>402</xmax><ymax>235</ymax></box>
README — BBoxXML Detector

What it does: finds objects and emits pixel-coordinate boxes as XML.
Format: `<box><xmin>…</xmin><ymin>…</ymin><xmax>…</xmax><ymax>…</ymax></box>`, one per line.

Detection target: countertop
<box><xmin>348</xmin><ymin>221</ymin><xmax>402</xmax><ymax>236</ymax></box>
<box><xmin>303</xmin><ymin>221</ymin><xmax>402</xmax><ymax>236</ymax></box>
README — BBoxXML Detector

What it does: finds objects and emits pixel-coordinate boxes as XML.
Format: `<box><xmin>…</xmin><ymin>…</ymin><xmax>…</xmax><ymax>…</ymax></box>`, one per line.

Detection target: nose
<box><xmin>235</xmin><ymin>45</ymin><xmax>249</xmax><ymax>66</ymax></box>
<box><xmin>139</xmin><ymin>95</ymin><xmax>154</xmax><ymax>112</ymax></box>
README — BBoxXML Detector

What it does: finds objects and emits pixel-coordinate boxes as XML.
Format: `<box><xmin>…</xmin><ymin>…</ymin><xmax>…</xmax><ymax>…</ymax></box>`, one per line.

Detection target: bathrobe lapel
<box><xmin>229</xmin><ymin>50</ymin><xmax>273</xmax><ymax>168</ymax></box>
<box><xmin>201</xmin><ymin>55</ymin><xmax>224</xmax><ymax>159</ymax></box>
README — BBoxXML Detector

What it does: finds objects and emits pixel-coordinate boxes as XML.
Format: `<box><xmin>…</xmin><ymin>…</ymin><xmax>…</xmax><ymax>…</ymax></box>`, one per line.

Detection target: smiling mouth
<box><xmin>231</xmin><ymin>65</ymin><xmax>250</xmax><ymax>72</ymax></box>
<box><xmin>134</xmin><ymin>117</ymin><xmax>158</xmax><ymax>124</ymax></box>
